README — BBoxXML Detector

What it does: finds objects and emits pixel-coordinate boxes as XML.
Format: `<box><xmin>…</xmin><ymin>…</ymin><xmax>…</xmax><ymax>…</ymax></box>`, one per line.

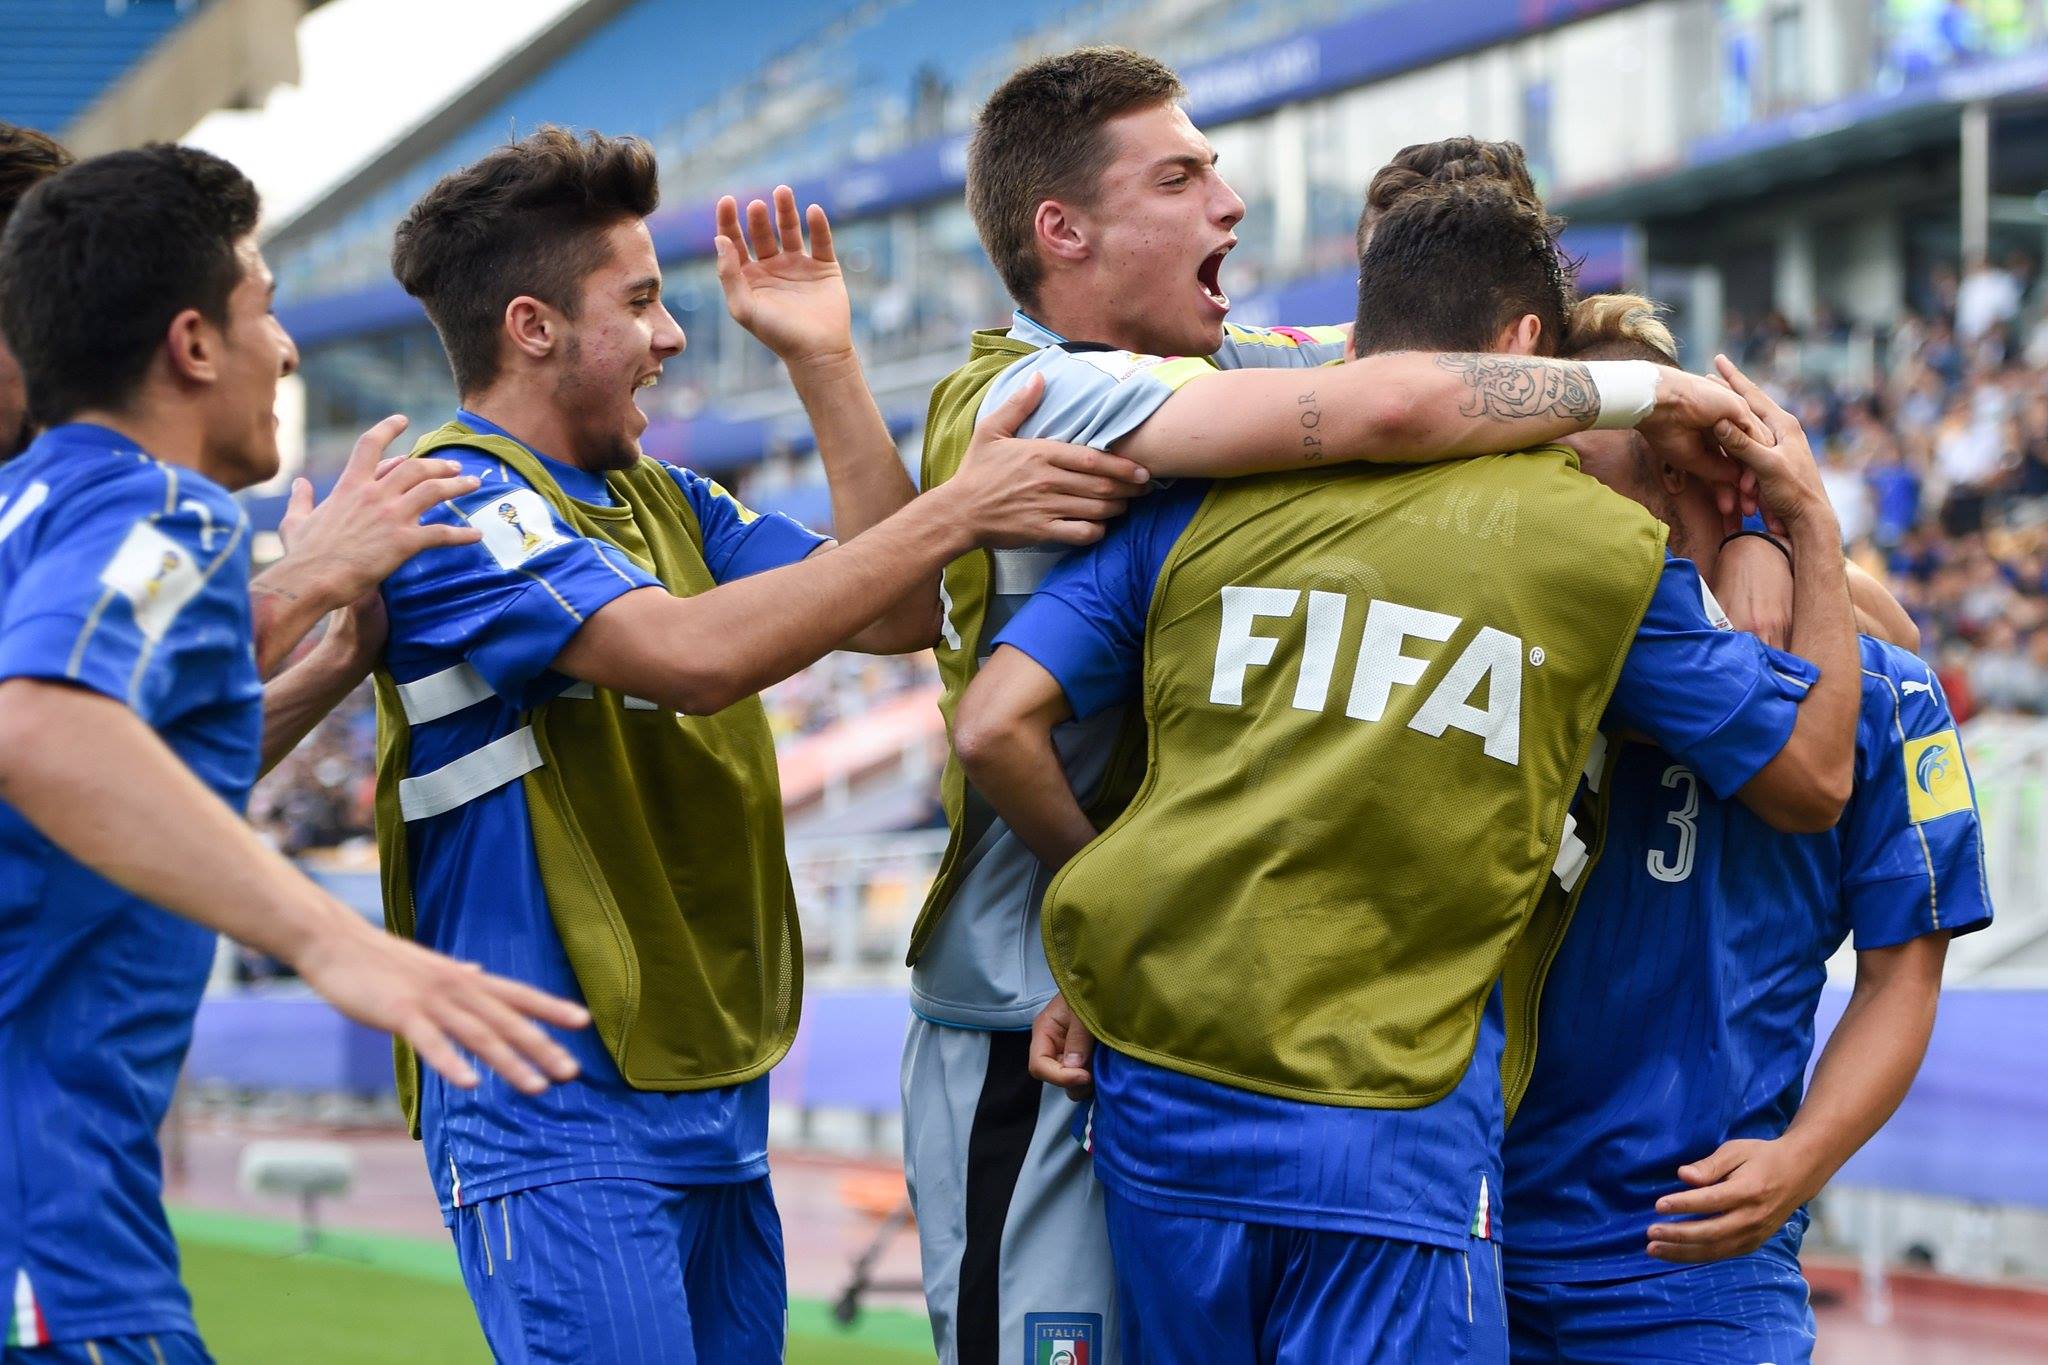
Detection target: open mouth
<box><xmin>634</xmin><ymin>371</ymin><xmax>660</xmax><ymax>392</ymax></box>
<box><xmin>1198</xmin><ymin>248</ymin><xmax>1230</xmax><ymax>311</ymax></box>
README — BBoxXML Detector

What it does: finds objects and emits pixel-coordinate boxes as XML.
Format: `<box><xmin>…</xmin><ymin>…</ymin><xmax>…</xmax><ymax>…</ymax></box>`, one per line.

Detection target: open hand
<box><xmin>1646</xmin><ymin>1137</ymin><xmax>1816</xmax><ymax>1263</ymax></box>
<box><xmin>277</xmin><ymin>415</ymin><xmax>484</xmax><ymax>606</ymax></box>
<box><xmin>947</xmin><ymin>374</ymin><xmax>1151</xmax><ymax>548</ymax></box>
<box><xmin>714</xmin><ymin>186</ymin><xmax>852</xmax><ymax>369</ymax></box>
<box><xmin>295</xmin><ymin>912</ymin><xmax>590</xmax><ymax>1096</ymax></box>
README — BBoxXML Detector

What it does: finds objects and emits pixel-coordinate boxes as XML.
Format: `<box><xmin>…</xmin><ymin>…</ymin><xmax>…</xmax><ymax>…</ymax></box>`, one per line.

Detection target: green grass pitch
<box><xmin>171</xmin><ymin>1209</ymin><xmax>933</xmax><ymax>1363</ymax></box>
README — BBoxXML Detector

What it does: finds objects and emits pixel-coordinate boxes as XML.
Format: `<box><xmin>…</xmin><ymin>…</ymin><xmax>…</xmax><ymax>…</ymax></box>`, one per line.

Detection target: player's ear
<box><xmin>163</xmin><ymin>307</ymin><xmax>220</xmax><ymax>387</ymax></box>
<box><xmin>1658</xmin><ymin>459</ymin><xmax>1688</xmax><ymax>496</ymax></box>
<box><xmin>1497</xmin><ymin>313</ymin><xmax>1543</xmax><ymax>356</ymax></box>
<box><xmin>503</xmin><ymin>296</ymin><xmax>559</xmax><ymax>364</ymax></box>
<box><xmin>1035</xmin><ymin>198</ymin><xmax>1090</xmax><ymax>268</ymax></box>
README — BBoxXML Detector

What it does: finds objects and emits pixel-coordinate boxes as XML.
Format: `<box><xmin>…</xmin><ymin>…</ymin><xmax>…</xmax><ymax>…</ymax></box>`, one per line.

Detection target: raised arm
<box><xmin>0</xmin><ymin>677</ymin><xmax>590</xmax><ymax>1094</ymax></box>
<box><xmin>1714</xmin><ymin>359</ymin><xmax>1860</xmax><ymax>833</ymax></box>
<box><xmin>1115</xmin><ymin>352</ymin><xmax>1764</xmax><ymax>489</ymax></box>
<box><xmin>713</xmin><ymin>189</ymin><xmax>949</xmax><ymax>653</ymax></box>
<box><xmin>553</xmin><ymin>379</ymin><xmax>1141</xmax><ymax>712</ymax></box>
<box><xmin>1718</xmin><ymin>533</ymin><xmax>1919</xmax><ymax>655</ymax></box>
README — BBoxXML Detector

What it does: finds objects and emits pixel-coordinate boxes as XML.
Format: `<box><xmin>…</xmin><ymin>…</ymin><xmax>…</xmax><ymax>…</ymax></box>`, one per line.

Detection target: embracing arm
<box><xmin>1717</xmin><ymin>538</ymin><xmax>1919</xmax><ymax>655</ymax></box>
<box><xmin>250</xmin><ymin>417</ymin><xmax>481</xmax><ymax>677</ymax></box>
<box><xmin>952</xmin><ymin>645</ymin><xmax>1098</xmax><ymax>868</ymax></box>
<box><xmin>1115</xmin><ymin>353</ymin><xmax>1761</xmax><ymax>488</ymax></box>
<box><xmin>954</xmin><ymin>644</ymin><xmax>1103</xmax><ymax>1098</ymax></box>
<box><xmin>554</xmin><ymin>383</ymin><xmax>1137</xmax><ymax>714</ymax></box>
<box><xmin>0</xmin><ymin>678</ymin><xmax>589</xmax><ymax>1093</ymax></box>
<box><xmin>1849</xmin><ymin>560</ymin><xmax>1920</xmax><ymax>653</ymax></box>
<box><xmin>1647</xmin><ymin>935</ymin><xmax>1946</xmax><ymax>1262</ymax></box>
<box><xmin>259</xmin><ymin>598</ymin><xmax>381</xmax><ymax>776</ymax></box>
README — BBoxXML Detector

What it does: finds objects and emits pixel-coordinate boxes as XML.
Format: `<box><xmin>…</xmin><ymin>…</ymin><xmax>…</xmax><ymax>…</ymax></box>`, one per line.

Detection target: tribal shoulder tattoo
<box><xmin>1433</xmin><ymin>355</ymin><xmax>1598</xmax><ymax>423</ymax></box>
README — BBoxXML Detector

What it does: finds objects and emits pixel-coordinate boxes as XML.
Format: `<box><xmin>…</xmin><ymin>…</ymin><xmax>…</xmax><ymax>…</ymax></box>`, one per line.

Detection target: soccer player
<box><xmin>370</xmin><ymin>128</ymin><xmax>1141</xmax><ymax>1363</ymax></box>
<box><xmin>952</xmin><ymin>179</ymin><xmax>1861</xmax><ymax>1363</ymax></box>
<box><xmin>908</xmin><ymin>58</ymin><xmax>1760</xmax><ymax>1364</ymax></box>
<box><xmin>0</xmin><ymin>122</ymin><xmax>73</xmax><ymax>459</ymax></box>
<box><xmin>1500</xmin><ymin>299</ymin><xmax>1993</xmax><ymax>1365</ymax></box>
<box><xmin>0</xmin><ymin>145</ymin><xmax>594</xmax><ymax>1364</ymax></box>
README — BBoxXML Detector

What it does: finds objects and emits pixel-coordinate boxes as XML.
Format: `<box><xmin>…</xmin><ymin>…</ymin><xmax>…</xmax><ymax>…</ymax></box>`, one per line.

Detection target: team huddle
<box><xmin>0</xmin><ymin>41</ymin><xmax>1991</xmax><ymax>1365</ymax></box>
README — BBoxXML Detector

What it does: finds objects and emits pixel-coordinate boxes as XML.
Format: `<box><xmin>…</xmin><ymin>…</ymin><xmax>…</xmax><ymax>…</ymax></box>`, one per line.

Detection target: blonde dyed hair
<box><xmin>1562</xmin><ymin>292</ymin><xmax>1677</xmax><ymax>364</ymax></box>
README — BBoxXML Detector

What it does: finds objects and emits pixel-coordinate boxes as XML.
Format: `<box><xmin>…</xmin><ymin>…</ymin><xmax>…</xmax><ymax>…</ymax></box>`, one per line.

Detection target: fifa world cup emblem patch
<box><xmin>143</xmin><ymin>550</ymin><xmax>183</xmax><ymax>604</ymax></box>
<box><xmin>469</xmin><ymin>487</ymin><xmax>567</xmax><ymax>570</ymax></box>
<box><xmin>1903</xmin><ymin>729</ymin><xmax>1972</xmax><ymax>824</ymax></box>
<box><xmin>498</xmin><ymin>500</ymin><xmax>544</xmax><ymax>554</ymax></box>
<box><xmin>99</xmin><ymin>520</ymin><xmax>204</xmax><ymax>641</ymax></box>
<box><xmin>1025</xmin><ymin>1312</ymin><xmax>1101</xmax><ymax>1365</ymax></box>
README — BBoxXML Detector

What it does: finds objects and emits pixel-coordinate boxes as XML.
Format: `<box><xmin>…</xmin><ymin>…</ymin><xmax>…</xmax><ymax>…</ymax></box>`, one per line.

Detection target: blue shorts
<box><xmin>3</xmin><ymin>1333</ymin><xmax>210</xmax><ymax>1364</ymax></box>
<box><xmin>1505</xmin><ymin>1247</ymin><xmax>1814</xmax><ymax>1364</ymax></box>
<box><xmin>1103</xmin><ymin>1185</ymin><xmax>1507</xmax><ymax>1364</ymax></box>
<box><xmin>450</xmin><ymin>1176</ymin><xmax>785</xmax><ymax>1365</ymax></box>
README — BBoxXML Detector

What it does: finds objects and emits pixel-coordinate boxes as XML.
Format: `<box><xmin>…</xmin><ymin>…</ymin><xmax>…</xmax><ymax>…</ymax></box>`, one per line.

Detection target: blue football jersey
<box><xmin>994</xmin><ymin>483</ymin><xmax>1818</xmax><ymax>1247</ymax></box>
<box><xmin>0</xmin><ymin>424</ymin><xmax>261</xmax><ymax>1347</ymax></box>
<box><xmin>383</xmin><ymin>417</ymin><xmax>825</xmax><ymax>1218</ymax></box>
<box><xmin>1502</xmin><ymin>636</ymin><xmax>1993</xmax><ymax>1283</ymax></box>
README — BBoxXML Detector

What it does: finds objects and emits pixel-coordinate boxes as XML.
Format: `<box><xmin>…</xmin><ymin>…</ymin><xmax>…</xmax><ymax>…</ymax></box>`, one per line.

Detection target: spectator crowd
<box><xmin>1729</xmin><ymin>251</ymin><xmax>2048</xmax><ymax>721</ymax></box>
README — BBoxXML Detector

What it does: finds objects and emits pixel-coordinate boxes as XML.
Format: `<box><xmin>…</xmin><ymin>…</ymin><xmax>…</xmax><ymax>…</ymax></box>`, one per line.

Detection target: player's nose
<box><xmin>653</xmin><ymin>302</ymin><xmax>685</xmax><ymax>359</ymax></box>
<box><xmin>1213</xmin><ymin>175</ymin><xmax>1246</xmax><ymax>230</ymax></box>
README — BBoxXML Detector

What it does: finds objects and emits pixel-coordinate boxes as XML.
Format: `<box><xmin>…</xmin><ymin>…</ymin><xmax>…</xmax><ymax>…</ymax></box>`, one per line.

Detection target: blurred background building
<box><xmin>7</xmin><ymin>0</ymin><xmax>2048</xmax><ymax>1356</ymax></box>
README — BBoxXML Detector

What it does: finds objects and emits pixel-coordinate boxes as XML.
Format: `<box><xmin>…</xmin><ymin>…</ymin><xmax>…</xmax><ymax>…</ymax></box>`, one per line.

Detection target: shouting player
<box><xmin>953</xmin><ymin>178</ymin><xmax>1860</xmax><ymax>1363</ymax></box>
<box><xmin>0</xmin><ymin>145</ymin><xmax>593</xmax><ymax>1363</ymax></box>
<box><xmin>908</xmin><ymin>59</ymin><xmax>1757</xmax><ymax>1365</ymax></box>
<box><xmin>1500</xmin><ymin>298</ymin><xmax>1993</xmax><ymax>1364</ymax></box>
<box><xmin>370</xmin><ymin>128</ymin><xmax>1141</xmax><ymax>1363</ymax></box>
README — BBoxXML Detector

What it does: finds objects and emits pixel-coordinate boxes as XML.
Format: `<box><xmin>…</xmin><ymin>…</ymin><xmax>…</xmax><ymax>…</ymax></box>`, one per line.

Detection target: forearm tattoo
<box><xmin>1296</xmin><ymin>388</ymin><xmax>1324</xmax><ymax>460</ymax></box>
<box><xmin>1433</xmin><ymin>354</ymin><xmax>1598</xmax><ymax>423</ymax></box>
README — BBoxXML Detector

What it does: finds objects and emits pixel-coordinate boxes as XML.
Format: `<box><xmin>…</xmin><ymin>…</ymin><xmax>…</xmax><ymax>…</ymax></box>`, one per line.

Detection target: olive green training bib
<box><xmin>1043</xmin><ymin>449</ymin><xmax>1667</xmax><ymax>1108</ymax></box>
<box><xmin>373</xmin><ymin>423</ymin><xmax>799</xmax><ymax>1132</ymax></box>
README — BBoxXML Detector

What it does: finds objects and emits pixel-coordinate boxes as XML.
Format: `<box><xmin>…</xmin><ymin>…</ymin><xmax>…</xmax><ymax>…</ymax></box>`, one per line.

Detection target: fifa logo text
<box><xmin>1208</xmin><ymin>585</ymin><xmax>1526</xmax><ymax>764</ymax></box>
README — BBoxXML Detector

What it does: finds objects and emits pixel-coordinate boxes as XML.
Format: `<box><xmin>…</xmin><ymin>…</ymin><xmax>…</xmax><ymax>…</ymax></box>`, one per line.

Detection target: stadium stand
<box><xmin>0</xmin><ymin>0</ymin><xmax>313</xmax><ymax>154</ymax></box>
<box><xmin>173</xmin><ymin>0</ymin><xmax>2048</xmax><ymax>1312</ymax></box>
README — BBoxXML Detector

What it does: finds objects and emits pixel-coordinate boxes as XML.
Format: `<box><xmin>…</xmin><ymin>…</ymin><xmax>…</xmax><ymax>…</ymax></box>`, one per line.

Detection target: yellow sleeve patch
<box><xmin>1903</xmin><ymin>729</ymin><xmax>1973</xmax><ymax>823</ymax></box>
<box><xmin>1147</xmin><ymin>356</ymin><xmax>1217</xmax><ymax>392</ymax></box>
<box><xmin>706</xmin><ymin>479</ymin><xmax>759</xmax><ymax>524</ymax></box>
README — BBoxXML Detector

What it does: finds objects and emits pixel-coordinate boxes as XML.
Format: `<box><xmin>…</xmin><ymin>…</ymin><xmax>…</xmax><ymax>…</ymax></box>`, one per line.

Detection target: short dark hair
<box><xmin>1353</xmin><ymin>179</ymin><xmax>1573</xmax><ymax>357</ymax></box>
<box><xmin>0</xmin><ymin>144</ymin><xmax>259</xmax><ymax>426</ymax></box>
<box><xmin>967</xmin><ymin>47</ymin><xmax>1184</xmax><ymax>308</ymax></box>
<box><xmin>0</xmin><ymin>123</ymin><xmax>72</xmax><ymax>231</ymax></box>
<box><xmin>392</xmin><ymin>126</ymin><xmax>659</xmax><ymax>394</ymax></box>
<box><xmin>1359</xmin><ymin>138</ymin><xmax>1545</xmax><ymax>250</ymax></box>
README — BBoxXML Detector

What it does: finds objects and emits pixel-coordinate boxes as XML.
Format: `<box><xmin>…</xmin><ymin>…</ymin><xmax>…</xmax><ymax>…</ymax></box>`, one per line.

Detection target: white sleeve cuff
<box><xmin>1585</xmin><ymin>360</ymin><xmax>1661</xmax><ymax>430</ymax></box>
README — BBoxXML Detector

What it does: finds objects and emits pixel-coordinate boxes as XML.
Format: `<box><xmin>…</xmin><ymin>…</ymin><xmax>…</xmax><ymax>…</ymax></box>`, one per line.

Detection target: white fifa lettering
<box><xmin>1409</xmin><ymin>625</ymin><xmax>1523</xmax><ymax>764</ymax></box>
<box><xmin>1290</xmin><ymin>589</ymin><xmax>1347</xmax><ymax>712</ymax></box>
<box><xmin>1210</xmin><ymin>586</ymin><xmax>1300</xmax><ymax>705</ymax></box>
<box><xmin>1346</xmin><ymin>600</ymin><xmax>1458</xmax><ymax>722</ymax></box>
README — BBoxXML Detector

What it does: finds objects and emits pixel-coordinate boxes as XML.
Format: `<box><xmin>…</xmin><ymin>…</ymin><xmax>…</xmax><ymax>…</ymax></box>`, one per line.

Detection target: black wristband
<box><xmin>1720</xmin><ymin>528</ymin><xmax>1793</xmax><ymax>571</ymax></box>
